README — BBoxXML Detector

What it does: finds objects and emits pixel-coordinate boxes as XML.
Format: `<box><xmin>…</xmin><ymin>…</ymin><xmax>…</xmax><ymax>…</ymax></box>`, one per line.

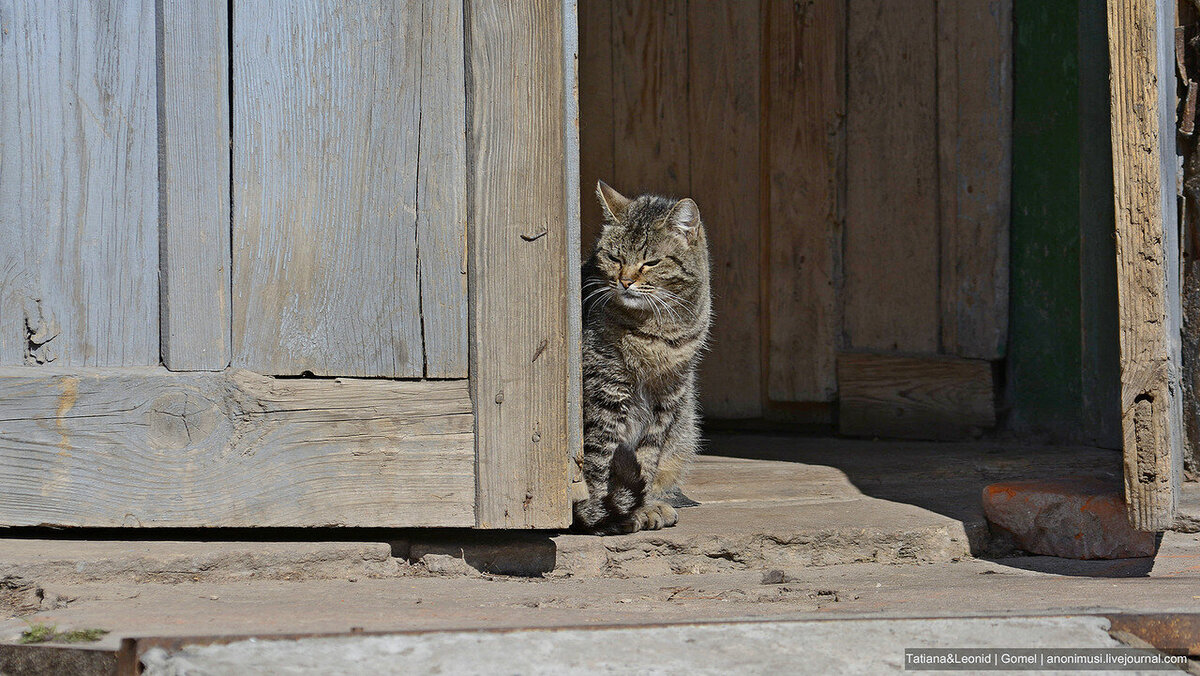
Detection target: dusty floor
<box><xmin>0</xmin><ymin>434</ymin><xmax>1197</xmax><ymax>655</ymax></box>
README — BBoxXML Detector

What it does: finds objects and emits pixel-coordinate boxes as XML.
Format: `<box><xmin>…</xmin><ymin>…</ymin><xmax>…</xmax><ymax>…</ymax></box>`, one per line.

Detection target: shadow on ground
<box><xmin>700</xmin><ymin>431</ymin><xmax>1167</xmax><ymax>578</ymax></box>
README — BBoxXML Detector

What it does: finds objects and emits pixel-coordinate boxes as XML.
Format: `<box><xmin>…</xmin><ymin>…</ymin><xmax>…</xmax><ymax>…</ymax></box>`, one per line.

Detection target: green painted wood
<box><xmin>1077</xmin><ymin>0</ymin><xmax>1122</xmax><ymax>449</ymax></box>
<box><xmin>1008</xmin><ymin>0</ymin><xmax>1083</xmax><ymax>437</ymax></box>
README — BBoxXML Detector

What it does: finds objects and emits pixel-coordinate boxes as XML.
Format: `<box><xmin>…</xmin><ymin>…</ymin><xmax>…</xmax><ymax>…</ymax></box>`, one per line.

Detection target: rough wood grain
<box><xmin>1106</xmin><ymin>0</ymin><xmax>1182</xmax><ymax>530</ymax></box>
<box><xmin>467</xmin><ymin>0</ymin><xmax>572</xmax><ymax>528</ymax></box>
<box><xmin>611</xmin><ymin>0</ymin><xmax>690</xmax><ymax>198</ymax></box>
<box><xmin>416</xmin><ymin>0</ymin><xmax>468</xmax><ymax>378</ymax></box>
<box><xmin>837</xmin><ymin>352</ymin><xmax>995</xmax><ymax>440</ymax></box>
<box><xmin>0</xmin><ymin>0</ymin><xmax>159</xmax><ymax>366</ymax></box>
<box><xmin>232</xmin><ymin>0</ymin><xmax>424</xmax><ymax>377</ymax></box>
<box><xmin>563</xmin><ymin>0</ymin><xmax>587</xmax><ymax>504</ymax></box>
<box><xmin>0</xmin><ymin>369</ymin><xmax>474</xmax><ymax>527</ymax></box>
<box><xmin>937</xmin><ymin>0</ymin><xmax>1013</xmax><ymax>360</ymax></box>
<box><xmin>158</xmin><ymin>0</ymin><xmax>232</xmax><ymax>371</ymax></box>
<box><xmin>844</xmin><ymin>0</ymin><xmax>940</xmax><ymax>352</ymax></box>
<box><xmin>688</xmin><ymin>0</ymin><xmax>762</xmax><ymax>419</ymax></box>
<box><xmin>765</xmin><ymin>0</ymin><xmax>844</xmax><ymax>403</ymax></box>
<box><xmin>577</xmin><ymin>0</ymin><xmax>615</xmax><ymax>255</ymax></box>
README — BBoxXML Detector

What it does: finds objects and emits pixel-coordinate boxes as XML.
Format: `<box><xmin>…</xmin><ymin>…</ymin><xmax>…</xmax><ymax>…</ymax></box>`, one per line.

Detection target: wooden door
<box><xmin>1107</xmin><ymin>0</ymin><xmax>1184</xmax><ymax>530</ymax></box>
<box><xmin>0</xmin><ymin>0</ymin><xmax>578</xmax><ymax>529</ymax></box>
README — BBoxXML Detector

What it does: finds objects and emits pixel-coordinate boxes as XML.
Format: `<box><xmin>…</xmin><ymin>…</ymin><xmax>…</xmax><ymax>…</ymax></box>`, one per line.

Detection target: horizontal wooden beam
<box><xmin>837</xmin><ymin>352</ymin><xmax>995</xmax><ymax>440</ymax></box>
<box><xmin>0</xmin><ymin>369</ymin><xmax>474</xmax><ymax>527</ymax></box>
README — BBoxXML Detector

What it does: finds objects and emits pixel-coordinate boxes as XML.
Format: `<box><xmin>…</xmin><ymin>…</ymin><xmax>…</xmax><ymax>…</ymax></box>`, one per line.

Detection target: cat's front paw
<box><xmin>633</xmin><ymin>501</ymin><xmax>678</xmax><ymax>531</ymax></box>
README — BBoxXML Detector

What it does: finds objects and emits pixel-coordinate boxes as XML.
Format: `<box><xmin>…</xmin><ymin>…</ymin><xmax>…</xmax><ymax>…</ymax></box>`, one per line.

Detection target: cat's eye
<box><xmin>603</xmin><ymin>251</ymin><xmax>621</xmax><ymax>264</ymax></box>
<box><xmin>643</xmin><ymin>259</ymin><xmax>661</xmax><ymax>267</ymax></box>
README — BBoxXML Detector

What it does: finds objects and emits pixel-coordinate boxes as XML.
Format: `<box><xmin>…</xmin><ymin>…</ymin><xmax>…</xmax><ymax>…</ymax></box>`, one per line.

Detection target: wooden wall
<box><xmin>0</xmin><ymin>0</ymin><xmax>574</xmax><ymax>529</ymax></box>
<box><xmin>579</xmin><ymin>0</ymin><xmax>1012</xmax><ymax>432</ymax></box>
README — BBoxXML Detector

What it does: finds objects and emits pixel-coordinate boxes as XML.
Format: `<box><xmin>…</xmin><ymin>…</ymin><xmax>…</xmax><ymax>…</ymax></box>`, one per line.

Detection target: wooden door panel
<box><xmin>0</xmin><ymin>368</ymin><xmax>475</xmax><ymax>527</ymax></box>
<box><xmin>232</xmin><ymin>0</ymin><xmax>425</xmax><ymax>378</ymax></box>
<box><xmin>0</xmin><ymin>0</ymin><xmax>159</xmax><ymax>367</ymax></box>
<box><xmin>415</xmin><ymin>0</ymin><xmax>469</xmax><ymax>379</ymax></box>
<box><xmin>160</xmin><ymin>0</ymin><xmax>232</xmax><ymax>371</ymax></box>
<box><xmin>0</xmin><ymin>0</ymin><xmax>577</xmax><ymax>529</ymax></box>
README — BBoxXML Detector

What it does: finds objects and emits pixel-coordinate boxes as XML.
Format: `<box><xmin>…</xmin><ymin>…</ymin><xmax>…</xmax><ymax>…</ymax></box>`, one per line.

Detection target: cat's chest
<box><xmin>617</xmin><ymin>332</ymin><xmax>690</xmax><ymax>379</ymax></box>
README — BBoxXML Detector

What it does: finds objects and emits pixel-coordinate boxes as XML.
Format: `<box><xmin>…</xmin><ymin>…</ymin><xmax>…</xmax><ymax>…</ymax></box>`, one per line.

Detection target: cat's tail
<box><xmin>572</xmin><ymin>440</ymin><xmax>646</xmax><ymax>534</ymax></box>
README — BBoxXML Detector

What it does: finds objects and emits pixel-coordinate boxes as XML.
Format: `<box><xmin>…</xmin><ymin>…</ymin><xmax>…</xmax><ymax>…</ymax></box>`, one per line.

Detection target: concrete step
<box><xmin>402</xmin><ymin>455</ymin><xmax>974</xmax><ymax>578</ymax></box>
<box><xmin>0</xmin><ymin>540</ymin><xmax>398</xmax><ymax>586</ymax></box>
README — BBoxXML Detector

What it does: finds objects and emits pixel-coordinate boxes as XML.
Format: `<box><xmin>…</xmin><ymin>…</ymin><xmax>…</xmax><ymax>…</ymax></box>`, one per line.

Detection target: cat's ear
<box><xmin>668</xmin><ymin>198</ymin><xmax>701</xmax><ymax>242</ymax></box>
<box><xmin>596</xmin><ymin>180</ymin><xmax>631</xmax><ymax>223</ymax></box>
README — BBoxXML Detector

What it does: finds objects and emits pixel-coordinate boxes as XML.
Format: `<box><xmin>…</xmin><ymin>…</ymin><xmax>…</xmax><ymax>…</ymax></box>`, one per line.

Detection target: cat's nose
<box><xmin>618</xmin><ymin>277</ymin><xmax>635</xmax><ymax>289</ymax></box>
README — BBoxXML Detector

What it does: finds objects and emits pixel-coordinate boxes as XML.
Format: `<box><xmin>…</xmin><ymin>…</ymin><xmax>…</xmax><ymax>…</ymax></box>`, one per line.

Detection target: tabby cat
<box><xmin>573</xmin><ymin>181</ymin><xmax>712</xmax><ymax>534</ymax></box>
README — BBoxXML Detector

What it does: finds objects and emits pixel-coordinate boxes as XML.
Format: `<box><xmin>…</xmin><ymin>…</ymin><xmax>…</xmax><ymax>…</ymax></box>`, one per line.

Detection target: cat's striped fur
<box><xmin>573</xmin><ymin>181</ymin><xmax>711</xmax><ymax>534</ymax></box>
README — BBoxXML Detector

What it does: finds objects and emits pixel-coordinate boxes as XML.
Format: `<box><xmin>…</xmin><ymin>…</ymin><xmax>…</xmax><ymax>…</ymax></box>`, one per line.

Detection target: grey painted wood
<box><xmin>0</xmin><ymin>0</ymin><xmax>158</xmax><ymax>366</ymax></box>
<box><xmin>159</xmin><ymin>0</ymin><xmax>231</xmax><ymax>371</ymax></box>
<box><xmin>563</xmin><ymin>0</ymin><xmax>586</xmax><ymax>503</ymax></box>
<box><xmin>1106</xmin><ymin>0</ymin><xmax>1182</xmax><ymax>530</ymax></box>
<box><xmin>468</xmin><ymin>0</ymin><xmax>573</xmax><ymax>528</ymax></box>
<box><xmin>0</xmin><ymin>368</ymin><xmax>474</xmax><ymax>527</ymax></box>
<box><xmin>416</xmin><ymin>0</ymin><xmax>468</xmax><ymax>379</ymax></box>
<box><xmin>232</xmin><ymin>0</ymin><xmax>424</xmax><ymax>377</ymax></box>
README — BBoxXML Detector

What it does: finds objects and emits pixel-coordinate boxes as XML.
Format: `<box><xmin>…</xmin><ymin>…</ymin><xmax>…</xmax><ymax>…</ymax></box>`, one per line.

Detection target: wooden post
<box><xmin>467</xmin><ymin>0</ymin><xmax>574</xmax><ymax>528</ymax></box>
<box><xmin>1106</xmin><ymin>0</ymin><xmax>1183</xmax><ymax>530</ymax></box>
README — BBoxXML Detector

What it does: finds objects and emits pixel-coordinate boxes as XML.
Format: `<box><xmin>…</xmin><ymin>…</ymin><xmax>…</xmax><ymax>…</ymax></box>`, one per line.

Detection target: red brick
<box><xmin>981</xmin><ymin>478</ymin><xmax>1157</xmax><ymax>559</ymax></box>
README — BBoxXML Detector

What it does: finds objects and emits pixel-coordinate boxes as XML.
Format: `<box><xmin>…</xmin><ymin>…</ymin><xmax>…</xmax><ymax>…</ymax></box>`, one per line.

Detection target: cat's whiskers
<box><xmin>583</xmin><ymin>283</ymin><xmax>615</xmax><ymax>317</ymax></box>
<box><xmin>652</xmin><ymin>289</ymin><xmax>694</xmax><ymax>321</ymax></box>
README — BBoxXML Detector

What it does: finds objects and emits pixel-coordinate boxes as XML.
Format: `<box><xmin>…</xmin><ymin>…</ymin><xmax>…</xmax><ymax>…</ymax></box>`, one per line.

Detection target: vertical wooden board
<box><xmin>1007</xmin><ymin>0</ymin><xmax>1083</xmax><ymax>436</ymax></box>
<box><xmin>159</xmin><ymin>0</ymin><xmax>232</xmax><ymax>371</ymax></box>
<box><xmin>417</xmin><ymin>0</ymin><xmax>468</xmax><ymax>378</ymax></box>
<box><xmin>765</xmin><ymin>0</ymin><xmax>845</xmax><ymax>403</ymax></box>
<box><xmin>468</xmin><ymin>0</ymin><xmax>572</xmax><ymax>528</ymax></box>
<box><xmin>844</xmin><ymin>0</ymin><xmax>940</xmax><ymax>353</ymax></box>
<box><xmin>938</xmin><ymin>0</ymin><xmax>1013</xmax><ymax>360</ymax></box>
<box><xmin>563</xmin><ymin>0</ymin><xmax>587</xmax><ymax>502</ymax></box>
<box><xmin>232</xmin><ymin>0</ymin><xmax>423</xmax><ymax>377</ymax></box>
<box><xmin>1078</xmin><ymin>0</ymin><xmax>1122</xmax><ymax>449</ymax></box>
<box><xmin>0</xmin><ymin>0</ymin><xmax>158</xmax><ymax>366</ymax></box>
<box><xmin>577</xmin><ymin>0</ymin><xmax>614</xmax><ymax>255</ymax></box>
<box><xmin>611</xmin><ymin>0</ymin><xmax>690</xmax><ymax>198</ymax></box>
<box><xmin>1106</xmin><ymin>0</ymin><xmax>1182</xmax><ymax>529</ymax></box>
<box><xmin>688</xmin><ymin>0</ymin><xmax>763</xmax><ymax>419</ymax></box>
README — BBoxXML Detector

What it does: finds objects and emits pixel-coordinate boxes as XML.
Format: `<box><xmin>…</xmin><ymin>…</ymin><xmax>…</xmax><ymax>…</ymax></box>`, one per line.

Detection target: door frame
<box><xmin>1106</xmin><ymin>0</ymin><xmax>1185</xmax><ymax>531</ymax></box>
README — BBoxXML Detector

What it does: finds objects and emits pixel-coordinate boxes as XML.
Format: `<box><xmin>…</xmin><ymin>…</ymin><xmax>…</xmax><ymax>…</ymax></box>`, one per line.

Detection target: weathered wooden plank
<box><xmin>1106</xmin><ymin>0</ymin><xmax>1182</xmax><ymax>530</ymax></box>
<box><xmin>563</xmin><ymin>0</ymin><xmax>587</xmax><ymax>504</ymax></box>
<box><xmin>689</xmin><ymin>0</ymin><xmax>763</xmax><ymax>419</ymax></box>
<box><xmin>232</xmin><ymin>0</ymin><xmax>423</xmax><ymax>377</ymax></box>
<box><xmin>837</xmin><ymin>352</ymin><xmax>995</xmax><ymax>440</ymax></box>
<box><xmin>937</xmin><ymin>0</ymin><xmax>1013</xmax><ymax>360</ymax></box>
<box><xmin>159</xmin><ymin>0</ymin><xmax>231</xmax><ymax>371</ymax></box>
<box><xmin>611</xmin><ymin>0</ymin><xmax>690</xmax><ymax>198</ymax></box>
<box><xmin>0</xmin><ymin>369</ymin><xmax>475</xmax><ymax>527</ymax></box>
<box><xmin>0</xmin><ymin>0</ymin><xmax>159</xmax><ymax>366</ymax></box>
<box><xmin>577</xmin><ymin>0</ymin><xmax>615</xmax><ymax>255</ymax></box>
<box><xmin>467</xmin><ymin>0</ymin><xmax>572</xmax><ymax>528</ymax></box>
<box><xmin>765</xmin><ymin>0</ymin><xmax>844</xmax><ymax>403</ymax></box>
<box><xmin>416</xmin><ymin>0</ymin><xmax>468</xmax><ymax>378</ymax></box>
<box><xmin>844</xmin><ymin>0</ymin><xmax>939</xmax><ymax>352</ymax></box>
